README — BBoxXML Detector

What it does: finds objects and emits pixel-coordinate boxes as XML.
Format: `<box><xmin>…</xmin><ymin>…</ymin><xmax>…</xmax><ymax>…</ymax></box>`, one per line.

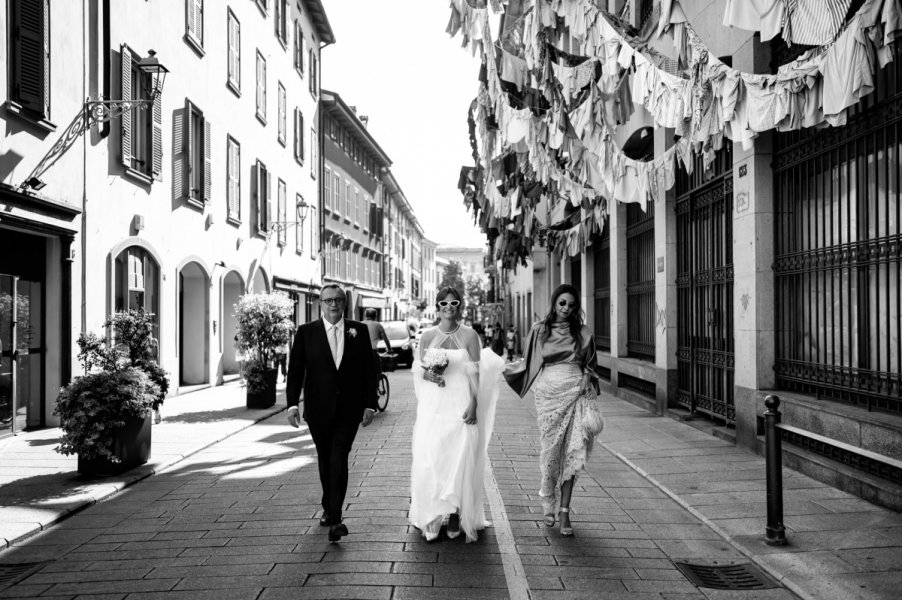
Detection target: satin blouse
<box><xmin>503</xmin><ymin>321</ymin><xmax>599</xmax><ymax>398</ymax></box>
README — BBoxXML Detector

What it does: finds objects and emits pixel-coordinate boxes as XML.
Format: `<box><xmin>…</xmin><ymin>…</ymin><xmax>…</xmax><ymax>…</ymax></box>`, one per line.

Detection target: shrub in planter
<box><xmin>55</xmin><ymin>366</ymin><xmax>158</xmax><ymax>463</ymax></box>
<box><xmin>54</xmin><ymin>311</ymin><xmax>168</xmax><ymax>472</ymax></box>
<box><xmin>105</xmin><ymin>310</ymin><xmax>169</xmax><ymax>420</ymax></box>
<box><xmin>234</xmin><ymin>293</ymin><xmax>294</xmax><ymax>407</ymax></box>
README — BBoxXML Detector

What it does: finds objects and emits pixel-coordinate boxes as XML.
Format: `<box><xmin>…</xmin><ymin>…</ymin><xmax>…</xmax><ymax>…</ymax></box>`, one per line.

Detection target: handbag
<box><xmin>581</xmin><ymin>392</ymin><xmax>605</xmax><ymax>438</ymax></box>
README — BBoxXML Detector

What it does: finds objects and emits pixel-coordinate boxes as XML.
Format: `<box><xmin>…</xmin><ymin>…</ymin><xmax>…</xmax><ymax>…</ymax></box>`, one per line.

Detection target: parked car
<box><xmin>414</xmin><ymin>319</ymin><xmax>434</xmax><ymax>346</ymax></box>
<box><xmin>376</xmin><ymin>321</ymin><xmax>415</xmax><ymax>367</ymax></box>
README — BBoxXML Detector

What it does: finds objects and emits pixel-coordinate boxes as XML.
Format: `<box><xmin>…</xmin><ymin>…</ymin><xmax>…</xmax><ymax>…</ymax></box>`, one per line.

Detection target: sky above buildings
<box><xmin>321</xmin><ymin>0</ymin><xmax>486</xmax><ymax>248</ymax></box>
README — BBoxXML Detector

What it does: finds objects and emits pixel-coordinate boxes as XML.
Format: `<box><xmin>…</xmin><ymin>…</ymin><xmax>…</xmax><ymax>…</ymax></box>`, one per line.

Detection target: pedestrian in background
<box><xmin>483</xmin><ymin>322</ymin><xmax>494</xmax><ymax>348</ymax></box>
<box><xmin>505</xmin><ymin>324</ymin><xmax>519</xmax><ymax>361</ymax></box>
<box><xmin>502</xmin><ymin>284</ymin><xmax>601</xmax><ymax>537</ymax></box>
<box><xmin>490</xmin><ymin>321</ymin><xmax>504</xmax><ymax>356</ymax></box>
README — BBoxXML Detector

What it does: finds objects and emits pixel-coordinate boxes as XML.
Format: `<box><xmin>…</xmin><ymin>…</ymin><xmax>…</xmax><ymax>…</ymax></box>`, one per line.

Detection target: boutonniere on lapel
<box><xmin>348</xmin><ymin>328</ymin><xmax>357</xmax><ymax>338</ymax></box>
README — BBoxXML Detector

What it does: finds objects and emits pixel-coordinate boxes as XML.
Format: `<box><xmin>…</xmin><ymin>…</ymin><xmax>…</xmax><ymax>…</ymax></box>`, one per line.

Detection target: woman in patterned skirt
<box><xmin>503</xmin><ymin>284</ymin><xmax>601</xmax><ymax>536</ymax></box>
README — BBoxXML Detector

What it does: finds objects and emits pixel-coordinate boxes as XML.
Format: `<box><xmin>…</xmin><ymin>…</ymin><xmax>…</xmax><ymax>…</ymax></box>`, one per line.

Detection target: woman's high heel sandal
<box><xmin>559</xmin><ymin>507</ymin><xmax>573</xmax><ymax>537</ymax></box>
<box><xmin>543</xmin><ymin>512</ymin><xmax>556</xmax><ymax>527</ymax></box>
<box><xmin>447</xmin><ymin>513</ymin><xmax>461</xmax><ymax>539</ymax></box>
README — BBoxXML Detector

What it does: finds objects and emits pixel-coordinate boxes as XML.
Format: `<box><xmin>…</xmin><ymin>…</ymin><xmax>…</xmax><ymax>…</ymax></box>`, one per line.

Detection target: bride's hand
<box><xmin>462</xmin><ymin>401</ymin><xmax>478</xmax><ymax>425</ymax></box>
<box><xmin>423</xmin><ymin>370</ymin><xmax>444</xmax><ymax>386</ymax></box>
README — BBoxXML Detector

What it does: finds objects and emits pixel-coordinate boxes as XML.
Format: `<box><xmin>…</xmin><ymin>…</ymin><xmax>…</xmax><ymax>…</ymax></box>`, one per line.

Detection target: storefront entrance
<box><xmin>0</xmin><ymin>231</ymin><xmax>46</xmax><ymax>436</ymax></box>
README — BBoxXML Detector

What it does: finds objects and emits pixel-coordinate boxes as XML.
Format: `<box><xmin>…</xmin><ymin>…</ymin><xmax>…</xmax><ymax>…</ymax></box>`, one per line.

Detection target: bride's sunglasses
<box><xmin>438</xmin><ymin>300</ymin><xmax>460</xmax><ymax>308</ymax></box>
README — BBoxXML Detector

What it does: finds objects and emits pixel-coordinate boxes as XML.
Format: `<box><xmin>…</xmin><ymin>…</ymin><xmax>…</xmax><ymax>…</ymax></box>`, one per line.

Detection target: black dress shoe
<box><xmin>328</xmin><ymin>523</ymin><xmax>348</xmax><ymax>542</ymax></box>
<box><xmin>319</xmin><ymin>512</ymin><xmax>331</xmax><ymax>527</ymax></box>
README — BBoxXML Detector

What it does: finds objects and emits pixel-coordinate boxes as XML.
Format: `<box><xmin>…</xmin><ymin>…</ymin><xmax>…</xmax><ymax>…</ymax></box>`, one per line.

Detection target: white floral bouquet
<box><xmin>421</xmin><ymin>348</ymin><xmax>450</xmax><ymax>387</ymax></box>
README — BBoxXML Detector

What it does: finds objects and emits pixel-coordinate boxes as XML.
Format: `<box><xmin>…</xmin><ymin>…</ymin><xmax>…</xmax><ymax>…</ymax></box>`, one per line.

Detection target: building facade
<box><xmin>1</xmin><ymin>0</ymin><xmax>333</xmax><ymax>433</ymax></box>
<box><xmin>1</xmin><ymin>0</ymin><xmax>85</xmax><ymax>434</ymax></box>
<box><xmin>384</xmin><ymin>172</ymin><xmax>425</xmax><ymax>321</ymax></box>
<box><xmin>421</xmin><ymin>238</ymin><xmax>439</xmax><ymax>320</ymax></box>
<box><xmin>468</xmin><ymin>0</ymin><xmax>902</xmax><ymax>508</ymax></box>
<box><xmin>320</xmin><ymin>89</ymin><xmax>392</xmax><ymax>320</ymax></box>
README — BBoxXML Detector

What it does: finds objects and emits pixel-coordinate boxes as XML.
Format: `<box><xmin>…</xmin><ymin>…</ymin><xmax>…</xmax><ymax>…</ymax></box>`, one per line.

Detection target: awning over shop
<box><xmin>356</xmin><ymin>290</ymin><xmax>388</xmax><ymax>308</ymax></box>
<box><xmin>273</xmin><ymin>276</ymin><xmax>320</xmax><ymax>294</ymax></box>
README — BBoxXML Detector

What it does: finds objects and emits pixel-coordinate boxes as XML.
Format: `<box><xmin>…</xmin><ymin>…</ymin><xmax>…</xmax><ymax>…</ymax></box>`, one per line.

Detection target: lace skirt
<box><xmin>532</xmin><ymin>363</ymin><xmax>595</xmax><ymax>512</ymax></box>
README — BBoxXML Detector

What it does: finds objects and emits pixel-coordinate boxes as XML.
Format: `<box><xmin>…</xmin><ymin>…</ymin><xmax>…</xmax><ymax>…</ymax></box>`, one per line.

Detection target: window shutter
<box><xmin>13</xmin><ymin>0</ymin><xmax>46</xmax><ymax>113</ymax></box>
<box><xmin>228</xmin><ymin>13</ymin><xmax>239</xmax><ymax>87</ymax></box>
<box><xmin>227</xmin><ymin>140</ymin><xmax>239</xmax><ymax>219</ymax></box>
<box><xmin>152</xmin><ymin>89</ymin><xmax>163</xmax><ymax>181</ymax></box>
<box><xmin>196</xmin><ymin>0</ymin><xmax>204</xmax><ymax>43</ymax></box>
<box><xmin>203</xmin><ymin>118</ymin><xmax>212</xmax><ymax>203</ymax></box>
<box><xmin>184</xmin><ymin>100</ymin><xmax>193</xmax><ymax>197</ymax></box>
<box><xmin>266</xmin><ymin>170</ymin><xmax>273</xmax><ymax>232</ymax></box>
<box><xmin>186</xmin><ymin>0</ymin><xmax>195</xmax><ymax>38</ymax></box>
<box><xmin>120</xmin><ymin>45</ymin><xmax>133</xmax><ymax>168</ymax></box>
<box><xmin>300</xmin><ymin>111</ymin><xmax>305</xmax><ymax>161</ymax></box>
<box><xmin>40</xmin><ymin>0</ymin><xmax>50</xmax><ymax>116</ymax></box>
<box><xmin>255</xmin><ymin>161</ymin><xmax>262</xmax><ymax>231</ymax></box>
<box><xmin>308</xmin><ymin>49</ymin><xmax>314</xmax><ymax>94</ymax></box>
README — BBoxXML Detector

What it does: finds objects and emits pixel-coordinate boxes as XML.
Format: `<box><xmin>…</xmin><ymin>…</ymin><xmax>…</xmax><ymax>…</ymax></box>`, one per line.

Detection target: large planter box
<box><xmin>77</xmin><ymin>414</ymin><xmax>152</xmax><ymax>476</ymax></box>
<box><xmin>246</xmin><ymin>367</ymin><xmax>278</xmax><ymax>409</ymax></box>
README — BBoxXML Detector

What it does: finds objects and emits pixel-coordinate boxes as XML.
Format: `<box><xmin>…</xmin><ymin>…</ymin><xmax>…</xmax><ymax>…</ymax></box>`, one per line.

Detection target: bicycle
<box><xmin>376</xmin><ymin>352</ymin><xmax>396</xmax><ymax>412</ymax></box>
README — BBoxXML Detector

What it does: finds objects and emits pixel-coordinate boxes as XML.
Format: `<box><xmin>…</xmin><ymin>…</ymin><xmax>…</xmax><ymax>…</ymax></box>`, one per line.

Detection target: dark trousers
<box><xmin>307</xmin><ymin>420</ymin><xmax>359</xmax><ymax>524</ymax></box>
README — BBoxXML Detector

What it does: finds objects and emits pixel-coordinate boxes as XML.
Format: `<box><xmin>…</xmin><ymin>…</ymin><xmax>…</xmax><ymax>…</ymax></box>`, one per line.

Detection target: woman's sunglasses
<box><xmin>557</xmin><ymin>300</ymin><xmax>577</xmax><ymax>309</ymax></box>
<box><xmin>438</xmin><ymin>300</ymin><xmax>461</xmax><ymax>308</ymax></box>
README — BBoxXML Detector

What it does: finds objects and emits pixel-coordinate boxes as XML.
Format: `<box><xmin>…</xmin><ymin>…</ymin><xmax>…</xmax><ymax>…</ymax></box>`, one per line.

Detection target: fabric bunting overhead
<box><xmin>449</xmin><ymin>0</ymin><xmax>902</xmax><ymax>265</ymax></box>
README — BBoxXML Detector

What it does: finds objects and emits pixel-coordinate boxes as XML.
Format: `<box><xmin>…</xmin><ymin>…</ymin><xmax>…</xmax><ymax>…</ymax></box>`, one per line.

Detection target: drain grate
<box><xmin>674</xmin><ymin>561</ymin><xmax>778</xmax><ymax>590</ymax></box>
<box><xmin>0</xmin><ymin>563</ymin><xmax>45</xmax><ymax>590</ymax></box>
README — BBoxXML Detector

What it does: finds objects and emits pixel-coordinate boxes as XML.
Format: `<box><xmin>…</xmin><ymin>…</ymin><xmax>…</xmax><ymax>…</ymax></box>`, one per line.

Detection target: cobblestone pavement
<box><xmin>0</xmin><ymin>380</ymin><xmax>284</xmax><ymax>547</ymax></box>
<box><xmin>0</xmin><ymin>369</ymin><xmax>856</xmax><ymax>599</ymax></box>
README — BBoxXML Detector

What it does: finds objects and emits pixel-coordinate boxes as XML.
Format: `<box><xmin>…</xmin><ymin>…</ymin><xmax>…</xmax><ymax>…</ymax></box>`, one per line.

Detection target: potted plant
<box><xmin>234</xmin><ymin>292</ymin><xmax>294</xmax><ymax>409</ymax></box>
<box><xmin>54</xmin><ymin>310</ymin><xmax>168</xmax><ymax>476</ymax></box>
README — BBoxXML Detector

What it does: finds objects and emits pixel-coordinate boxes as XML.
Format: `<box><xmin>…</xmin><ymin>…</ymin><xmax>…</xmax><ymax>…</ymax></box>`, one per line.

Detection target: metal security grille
<box><xmin>626</xmin><ymin>202</ymin><xmax>655</xmax><ymax>360</ymax></box>
<box><xmin>593</xmin><ymin>224</ymin><xmax>611</xmax><ymax>351</ymax></box>
<box><xmin>0</xmin><ymin>563</ymin><xmax>44</xmax><ymax>591</ymax></box>
<box><xmin>674</xmin><ymin>561</ymin><xmax>777</xmax><ymax>590</ymax></box>
<box><xmin>773</xmin><ymin>43</ymin><xmax>902</xmax><ymax>414</ymax></box>
<box><xmin>676</xmin><ymin>146</ymin><xmax>735</xmax><ymax>424</ymax></box>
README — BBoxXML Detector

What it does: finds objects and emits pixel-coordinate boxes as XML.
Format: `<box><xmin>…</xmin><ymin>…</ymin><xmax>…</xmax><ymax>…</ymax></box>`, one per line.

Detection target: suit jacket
<box><xmin>286</xmin><ymin>318</ymin><xmax>377</xmax><ymax>425</ymax></box>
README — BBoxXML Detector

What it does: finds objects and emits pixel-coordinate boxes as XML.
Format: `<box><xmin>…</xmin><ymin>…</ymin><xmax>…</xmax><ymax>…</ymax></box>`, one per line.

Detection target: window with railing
<box><xmin>592</xmin><ymin>223</ymin><xmax>611</xmax><ymax>351</ymax></box>
<box><xmin>626</xmin><ymin>202</ymin><xmax>655</xmax><ymax>360</ymax></box>
<box><xmin>773</xmin><ymin>43</ymin><xmax>902</xmax><ymax>414</ymax></box>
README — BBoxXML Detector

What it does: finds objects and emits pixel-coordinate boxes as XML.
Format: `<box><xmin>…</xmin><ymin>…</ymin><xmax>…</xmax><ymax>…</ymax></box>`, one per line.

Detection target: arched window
<box><xmin>114</xmin><ymin>246</ymin><xmax>160</xmax><ymax>341</ymax></box>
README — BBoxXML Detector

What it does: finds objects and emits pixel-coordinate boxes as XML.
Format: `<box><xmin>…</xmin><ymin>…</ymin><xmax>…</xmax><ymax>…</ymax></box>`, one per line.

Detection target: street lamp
<box><xmin>20</xmin><ymin>50</ymin><xmax>169</xmax><ymax>191</ymax></box>
<box><xmin>85</xmin><ymin>49</ymin><xmax>169</xmax><ymax>125</ymax></box>
<box><xmin>270</xmin><ymin>197</ymin><xmax>309</xmax><ymax>233</ymax></box>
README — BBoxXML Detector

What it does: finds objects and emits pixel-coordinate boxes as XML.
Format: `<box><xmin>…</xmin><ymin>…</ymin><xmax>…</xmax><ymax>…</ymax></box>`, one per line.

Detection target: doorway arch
<box><xmin>221</xmin><ymin>270</ymin><xmax>244</xmax><ymax>376</ymax></box>
<box><xmin>251</xmin><ymin>267</ymin><xmax>270</xmax><ymax>294</ymax></box>
<box><xmin>178</xmin><ymin>261</ymin><xmax>209</xmax><ymax>386</ymax></box>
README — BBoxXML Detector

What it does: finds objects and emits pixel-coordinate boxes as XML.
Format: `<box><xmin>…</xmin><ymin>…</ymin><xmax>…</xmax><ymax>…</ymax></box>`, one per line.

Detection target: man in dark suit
<box><xmin>286</xmin><ymin>283</ymin><xmax>377</xmax><ymax>542</ymax></box>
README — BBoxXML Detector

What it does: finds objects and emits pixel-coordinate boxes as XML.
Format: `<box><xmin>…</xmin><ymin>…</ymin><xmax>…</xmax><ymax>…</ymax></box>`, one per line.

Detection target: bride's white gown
<box><xmin>410</xmin><ymin>327</ymin><xmax>503</xmax><ymax>542</ymax></box>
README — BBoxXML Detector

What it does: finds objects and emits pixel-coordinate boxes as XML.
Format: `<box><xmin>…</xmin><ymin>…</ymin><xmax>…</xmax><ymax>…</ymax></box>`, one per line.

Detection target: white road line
<box><xmin>484</xmin><ymin>460</ymin><xmax>531</xmax><ymax>600</ymax></box>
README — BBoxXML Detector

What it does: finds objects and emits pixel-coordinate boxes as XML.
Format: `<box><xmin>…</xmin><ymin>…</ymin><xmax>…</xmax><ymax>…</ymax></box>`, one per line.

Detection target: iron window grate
<box><xmin>674</xmin><ymin>561</ymin><xmax>778</xmax><ymax>591</ymax></box>
<box><xmin>0</xmin><ymin>563</ymin><xmax>45</xmax><ymax>591</ymax></box>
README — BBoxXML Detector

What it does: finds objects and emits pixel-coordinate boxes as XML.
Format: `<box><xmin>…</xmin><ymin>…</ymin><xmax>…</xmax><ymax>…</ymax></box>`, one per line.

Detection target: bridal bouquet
<box><xmin>421</xmin><ymin>348</ymin><xmax>450</xmax><ymax>387</ymax></box>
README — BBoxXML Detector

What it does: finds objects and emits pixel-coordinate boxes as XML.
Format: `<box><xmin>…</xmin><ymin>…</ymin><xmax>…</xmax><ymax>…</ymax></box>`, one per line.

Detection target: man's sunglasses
<box><xmin>438</xmin><ymin>300</ymin><xmax>461</xmax><ymax>308</ymax></box>
<box><xmin>557</xmin><ymin>300</ymin><xmax>577</xmax><ymax>309</ymax></box>
<box><xmin>322</xmin><ymin>298</ymin><xmax>345</xmax><ymax>305</ymax></box>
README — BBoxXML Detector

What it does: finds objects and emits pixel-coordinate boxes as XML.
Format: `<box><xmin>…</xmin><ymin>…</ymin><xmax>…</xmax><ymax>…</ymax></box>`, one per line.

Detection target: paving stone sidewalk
<box><xmin>0</xmin><ymin>379</ymin><xmax>285</xmax><ymax>548</ymax></box>
<box><xmin>598</xmin><ymin>398</ymin><xmax>902</xmax><ymax>600</ymax></box>
<box><xmin>0</xmin><ymin>371</ymin><xmax>897</xmax><ymax>599</ymax></box>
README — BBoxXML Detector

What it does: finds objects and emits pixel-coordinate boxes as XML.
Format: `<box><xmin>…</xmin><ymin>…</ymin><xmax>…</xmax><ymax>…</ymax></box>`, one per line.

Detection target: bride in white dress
<box><xmin>410</xmin><ymin>287</ymin><xmax>503</xmax><ymax>542</ymax></box>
